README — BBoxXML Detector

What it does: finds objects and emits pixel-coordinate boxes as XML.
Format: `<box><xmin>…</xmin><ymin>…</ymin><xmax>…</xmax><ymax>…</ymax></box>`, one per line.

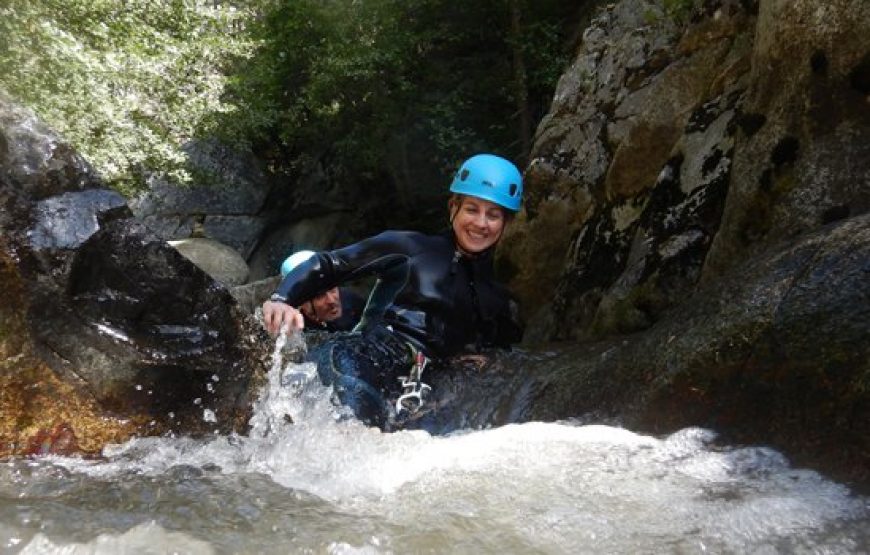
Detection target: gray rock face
<box><xmin>497</xmin><ymin>0</ymin><xmax>869</xmax><ymax>483</ymax></box>
<box><xmin>704</xmin><ymin>0</ymin><xmax>870</xmax><ymax>278</ymax></box>
<box><xmin>169</xmin><ymin>237</ymin><xmax>250</xmax><ymax>286</ymax></box>
<box><xmin>131</xmin><ymin>140</ymin><xmax>271</xmax><ymax>216</ymax></box>
<box><xmin>229</xmin><ymin>276</ymin><xmax>282</xmax><ymax>314</ymax></box>
<box><xmin>523</xmin><ymin>212</ymin><xmax>870</xmax><ymax>484</ymax></box>
<box><xmin>505</xmin><ymin>0</ymin><xmax>869</xmax><ymax>341</ymax></box>
<box><xmin>246</xmin><ymin>213</ymin><xmax>347</xmax><ymax>281</ymax></box>
<box><xmin>0</xmin><ymin>95</ymin><xmax>269</xmax><ymax>456</ymax></box>
<box><xmin>503</xmin><ymin>0</ymin><xmax>755</xmax><ymax>340</ymax></box>
<box><xmin>0</xmin><ymin>93</ymin><xmax>97</xmax><ymax>195</ymax></box>
<box><xmin>29</xmin><ymin>189</ymin><xmax>128</xmax><ymax>250</ymax></box>
<box><xmin>129</xmin><ymin>139</ymin><xmax>272</xmax><ymax>260</ymax></box>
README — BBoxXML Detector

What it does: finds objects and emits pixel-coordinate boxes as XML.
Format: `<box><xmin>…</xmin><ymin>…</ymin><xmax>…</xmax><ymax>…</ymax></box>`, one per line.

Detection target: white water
<box><xmin>1</xmin><ymin>333</ymin><xmax>867</xmax><ymax>554</ymax></box>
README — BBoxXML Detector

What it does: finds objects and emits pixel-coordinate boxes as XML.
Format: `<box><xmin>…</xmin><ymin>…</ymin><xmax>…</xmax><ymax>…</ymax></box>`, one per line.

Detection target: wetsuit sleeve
<box><xmin>270</xmin><ymin>232</ymin><xmax>411</xmax><ymax>307</ymax></box>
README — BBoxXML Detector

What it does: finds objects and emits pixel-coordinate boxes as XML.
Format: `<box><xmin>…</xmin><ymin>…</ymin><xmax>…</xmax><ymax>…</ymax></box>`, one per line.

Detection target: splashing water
<box><xmin>1</xmin><ymin>334</ymin><xmax>867</xmax><ymax>554</ymax></box>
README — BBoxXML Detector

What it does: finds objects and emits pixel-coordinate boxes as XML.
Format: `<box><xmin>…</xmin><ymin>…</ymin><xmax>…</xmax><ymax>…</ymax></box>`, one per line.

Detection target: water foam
<box><xmin>18</xmin><ymin>521</ymin><xmax>214</xmax><ymax>555</ymax></box>
<box><xmin>37</xmin><ymin>333</ymin><xmax>868</xmax><ymax>553</ymax></box>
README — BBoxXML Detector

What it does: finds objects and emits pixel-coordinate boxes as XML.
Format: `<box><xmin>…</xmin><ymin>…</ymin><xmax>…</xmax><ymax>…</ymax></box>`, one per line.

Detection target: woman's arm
<box><xmin>263</xmin><ymin>231</ymin><xmax>414</xmax><ymax>333</ymax></box>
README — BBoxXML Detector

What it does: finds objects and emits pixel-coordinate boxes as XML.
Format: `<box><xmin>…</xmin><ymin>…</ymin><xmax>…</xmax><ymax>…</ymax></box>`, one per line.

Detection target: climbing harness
<box><xmin>396</xmin><ymin>349</ymin><xmax>431</xmax><ymax>414</ymax></box>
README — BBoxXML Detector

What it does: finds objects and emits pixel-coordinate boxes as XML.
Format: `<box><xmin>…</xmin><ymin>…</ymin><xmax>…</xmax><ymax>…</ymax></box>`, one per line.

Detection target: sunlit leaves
<box><xmin>0</xmin><ymin>0</ymin><xmax>257</xmax><ymax>193</ymax></box>
<box><xmin>0</xmin><ymin>0</ymin><xmax>574</xmax><ymax>197</ymax></box>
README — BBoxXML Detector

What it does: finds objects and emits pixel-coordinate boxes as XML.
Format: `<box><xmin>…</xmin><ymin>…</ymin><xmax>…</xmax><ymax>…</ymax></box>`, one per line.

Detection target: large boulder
<box><xmin>523</xmin><ymin>213</ymin><xmax>870</xmax><ymax>484</ymax></box>
<box><xmin>0</xmin><ymin>93</ymin><xmax>269</xmax><ymax>457</ymax></box>
<box><xmin>169</xmin><ymin>237</ymin><xmax>250</xmax><ymax>286</ymax></box>
<box><xmin>129</xmin><ymin>139</ymin><xmax>272</xmax><ymax>259</ymax></box>
<box><xmin>503</xmin><ymin>0</ymin><xmax>869</xmax><ymax>345</ymax></box>
<box><xmin>501</xmin><ymin>0</ymin><xmax>756</xmax><ymax>341</ymax></box>
<box><xmin>703</xmin><ymin>0</ymin><xmax>870</xmax><ymax>278</ymax></box>
<box><xmin>493</xmin><ymin>0</ymin><xmax>869</xmax><ymax>486</ymax></box>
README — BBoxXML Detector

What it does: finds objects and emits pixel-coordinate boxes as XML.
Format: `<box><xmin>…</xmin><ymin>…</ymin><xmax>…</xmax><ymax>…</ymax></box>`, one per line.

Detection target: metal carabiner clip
<box><xmin>396</xmin><ymin>351</ymin><xmax>431</xmax><ymax>414</ymax></box>
<box><xmin>395</xmin><ymin>381</ymin><xmax>432</xmax><ymax>414</ymax></box>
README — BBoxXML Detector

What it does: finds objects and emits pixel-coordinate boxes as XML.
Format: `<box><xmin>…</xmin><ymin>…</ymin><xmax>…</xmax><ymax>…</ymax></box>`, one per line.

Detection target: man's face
<box><xmin>302</xmin><ymin>287</ymin><xmax>342</xmax><ymax>323</ymax></box>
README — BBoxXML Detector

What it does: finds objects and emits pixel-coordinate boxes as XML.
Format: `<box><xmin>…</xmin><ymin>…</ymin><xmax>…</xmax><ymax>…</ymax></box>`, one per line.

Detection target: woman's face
<box><xmin>451</xmin><ymin>196</ymin><xmax>507</xmax><ymax>253</ymax></box>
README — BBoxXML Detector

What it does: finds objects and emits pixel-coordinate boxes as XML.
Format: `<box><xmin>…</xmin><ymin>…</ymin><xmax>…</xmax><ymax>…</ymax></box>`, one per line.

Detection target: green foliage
<box><xmin>1</xmin><ymin>0</ymin><xmax>574</xmax><ymax>199</ymax></box>
<box><xmin>209</xmin><ymin>0</ymin><xmax>575</xmax><ymax>187</ymax></box>
<box><xmin>0</xmin><ymin>0</ymin><xmax>255</xmax><ymax>194</ymax></box>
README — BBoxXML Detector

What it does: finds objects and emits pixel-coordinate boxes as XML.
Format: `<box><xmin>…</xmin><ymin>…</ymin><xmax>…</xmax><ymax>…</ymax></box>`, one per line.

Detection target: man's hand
<box><xmin>262</xmin><ymin>300</ymin><xmax>305</xmax><ymax>335</ymax></box>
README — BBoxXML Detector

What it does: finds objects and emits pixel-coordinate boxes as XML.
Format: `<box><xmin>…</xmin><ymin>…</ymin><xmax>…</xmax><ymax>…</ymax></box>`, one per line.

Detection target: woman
<box><xmin>262</xmin><ymin>153</ymin><xmax>524</xmax><ymax>429</ymax></box>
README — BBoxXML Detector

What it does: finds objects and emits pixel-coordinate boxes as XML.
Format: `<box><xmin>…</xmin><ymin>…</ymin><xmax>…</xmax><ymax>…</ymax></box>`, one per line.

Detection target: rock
<box><xmin>502</xmin><ymin>0</ymin><xmax>757</xmax><ymax>340</ymax></box>
<box><xmin>130</xmin><ymin>139</ymin><xmax>271</xmax><ymax>217</ymax></box>
<box><xmin>28</xmin><ymin>189</ymin><xmax>129</xmax><ymax>250</ymax></box>
<box><xmin>0</xmin><ymin>95</ymin><xmax>269</xmax><ymax>457</ymax></box>
<box><xmin>492</xmin><ymin>0</ymin><xmax>870</xmax><ymax>486</ymax></box>
<box><xmin>497</xmin><ymin>195</ymin><xmax>591</xmax><ymax>342</ymax></box>
<box><xmin>129</xmin><ymin>139</ymin><xmax>272</xmax><ymax>255</ymax></box>
<box><xmin>502</xmin><ymin>0</ymin><xmax>858</xmax><ymax>344</ymax></box>
<box><xmin>24</xmin><ymin>423</ymin><xmax>79</xmax><ymax>456</ymax></box>
<box><xmin>584</xmin><ymin>89</ymin><xmax>743</xmax><ymax>338</ymax></box>
<box><xmin>523</xmin><ymin>213</ymin><xmax>870</xmax><ymax>484</ymax></box>
<box><xmin>246</xmin><ymin>213</ymin><xmax>346</xmax><ymax>281</ymax></box>
<box><xmin>229</xmin><ymin>276</ymin><xmax>282</xmax><ymax>314</ymax></box>
<box><xmin>703</xmin><ymin>0</ymin><xmax>870</xmax><ymax>278</ymax></box>
<box><xmin>0</xmin><ymin>92</ymin><xmax>99</xmax><ymax>201</ymax></box>
<box><xmin>201</xmin><ymin>214</ymin><xmax>266</xmax><ymax>259</ymax></box>
<box><xmin>169</xmin><ymin>237</ymin><xmax>250</xmax><ymax>286</ymax></box>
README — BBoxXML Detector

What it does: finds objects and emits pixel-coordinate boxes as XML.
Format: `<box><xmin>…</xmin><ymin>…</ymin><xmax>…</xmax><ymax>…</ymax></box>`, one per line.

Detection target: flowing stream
<box><xmin>1</xmin><ymin>333</ymin><xmax>867</xmax><ymax>554</ymax></box>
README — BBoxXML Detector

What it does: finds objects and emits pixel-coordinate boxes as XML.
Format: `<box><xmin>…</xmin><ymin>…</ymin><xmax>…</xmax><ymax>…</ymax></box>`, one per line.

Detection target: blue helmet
<box><xmin>449</xmin><ymin>154</ymin><xmax>523</xmax><ymax>212</ymax></box>
<box><xmin>280</xmin><ymin>250</ymin><xmax>315</xmax><ymax>278</ymax></box>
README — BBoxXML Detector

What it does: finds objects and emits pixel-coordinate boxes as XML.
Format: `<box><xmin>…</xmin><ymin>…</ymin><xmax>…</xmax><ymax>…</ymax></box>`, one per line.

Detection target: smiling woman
<box><xmin>451</xmin><ymin>195</ymin><xmax>508</xmax><ymax>254</ymax></box>
<box><xmin>261</xmin><ymin>153</ymin><xmax>525</xmax><ymax>430</ymax></box>
<box><xmin>448</xmin><ymin>153</ymin><xmax>522</xmax><ymax>254</ymax></box>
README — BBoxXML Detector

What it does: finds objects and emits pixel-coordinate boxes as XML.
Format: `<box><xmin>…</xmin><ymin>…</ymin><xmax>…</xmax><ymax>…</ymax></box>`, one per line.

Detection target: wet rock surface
<box><xmin>520</xmin><ymin>213</ymin><xmax>870</xmax><ymax>486</ymax></box>
<box><xmin>0</xmin><ymin>96</ymin><xmax>269</xmax><ymax>457</ymax></box>
<box><xmin>496</xmin><ymin>0</ymin><xmax>869</xmax><ymax>487</ymax></box>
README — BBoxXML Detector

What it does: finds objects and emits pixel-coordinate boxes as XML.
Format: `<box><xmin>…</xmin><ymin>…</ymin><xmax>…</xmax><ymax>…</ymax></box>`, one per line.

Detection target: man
<box><xmin>280</xmin><ymin>250</ymin><xmax>364</xmax><ymax>332</ymax></box>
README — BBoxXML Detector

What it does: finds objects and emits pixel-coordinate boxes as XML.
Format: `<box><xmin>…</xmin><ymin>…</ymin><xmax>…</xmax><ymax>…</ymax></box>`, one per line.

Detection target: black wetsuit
<box><xmin>271</xmin><ymin>230</ymin><xmax>523</xmax><ymax>428</ymax></box>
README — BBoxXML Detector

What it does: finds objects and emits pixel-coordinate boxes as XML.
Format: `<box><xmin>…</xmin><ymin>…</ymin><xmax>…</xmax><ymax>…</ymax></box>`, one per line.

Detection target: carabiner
<box><xmin>395</xmin><ymin>382</ymin><xmax>432</xmax><ymax>414</ymax></box>
<box><xmin>396</xmin><ymin>350</ymin><xmax>431</xmax><ymax>414</ymax></box>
